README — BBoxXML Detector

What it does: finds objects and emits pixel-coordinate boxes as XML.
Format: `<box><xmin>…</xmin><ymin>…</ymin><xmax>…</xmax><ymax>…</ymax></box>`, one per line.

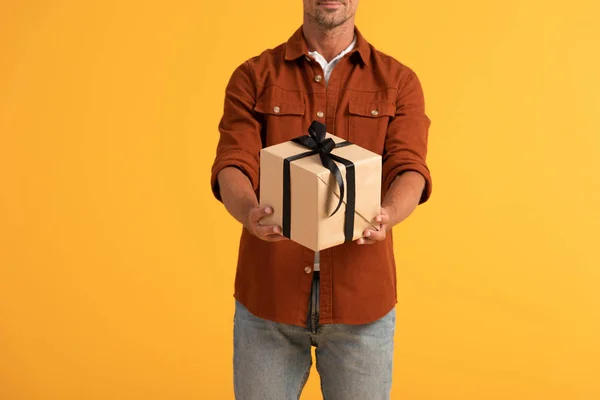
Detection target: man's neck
<box><xmin>302</xmin><ymin>21</ymin><xmax>355</xmax><ymax>63</ymax></box>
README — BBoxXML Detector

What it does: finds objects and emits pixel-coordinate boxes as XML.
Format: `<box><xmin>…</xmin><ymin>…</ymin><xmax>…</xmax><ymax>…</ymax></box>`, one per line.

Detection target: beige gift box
<box><xmin>259</xmin><ymin>127</ymin><xmax>382</xmax><ymax>251</ymax></box>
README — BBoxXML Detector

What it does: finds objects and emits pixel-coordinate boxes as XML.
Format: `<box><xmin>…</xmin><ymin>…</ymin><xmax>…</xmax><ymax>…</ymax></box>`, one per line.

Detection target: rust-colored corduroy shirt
<box><xmin>211</xmin><ymin>26</ymin><xmax>432</xmax><ymax>327</ymax></box>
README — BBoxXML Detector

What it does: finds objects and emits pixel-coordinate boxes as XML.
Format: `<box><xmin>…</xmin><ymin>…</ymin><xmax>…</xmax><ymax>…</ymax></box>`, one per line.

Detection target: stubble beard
<box><xmin>312</xmin><ymin>8</ymin><xmax>350</xmax><ymax>30</ymax></box>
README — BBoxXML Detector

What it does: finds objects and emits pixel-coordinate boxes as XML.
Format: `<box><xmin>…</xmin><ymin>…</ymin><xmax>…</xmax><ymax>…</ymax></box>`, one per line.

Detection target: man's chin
<box><xmin>315</xmin><ymin>15</ymin><xmax>347</xmax><ymax>28</ymax></box>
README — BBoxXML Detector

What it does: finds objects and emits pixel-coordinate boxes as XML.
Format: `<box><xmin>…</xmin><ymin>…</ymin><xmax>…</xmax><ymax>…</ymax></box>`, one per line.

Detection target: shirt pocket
<box><xmin>254</xmin><ymin>89</ymin><xmax>306</xmax><ymax>146</ymax></box>
<box><xmin>348</xmin><ymin>100</ymin><xmax>395</xmax><ymax>154</ymax></box>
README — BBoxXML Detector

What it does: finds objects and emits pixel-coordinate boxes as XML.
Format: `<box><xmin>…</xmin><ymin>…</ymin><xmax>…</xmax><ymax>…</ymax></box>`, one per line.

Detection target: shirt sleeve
<box><xmin>210</xmin><ymin>60</ymin><xmax>262</xmax><ymax>202</ymax></box>
<box><xmin>382</xmin><ymin>69</ymin><xmax>432</xmax><ymax>204</ymax></box>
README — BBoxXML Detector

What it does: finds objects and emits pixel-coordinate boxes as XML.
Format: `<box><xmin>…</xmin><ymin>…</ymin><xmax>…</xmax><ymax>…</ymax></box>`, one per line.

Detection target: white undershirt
<box><xmin>307</xmin><ymin>36</ymin><xmax>357</xmax><ymax>270</ymax></box>
<box><xmin>307</xmin><ymin>35</ymin><xmax>357</xmax><ymax>86</ymax></box>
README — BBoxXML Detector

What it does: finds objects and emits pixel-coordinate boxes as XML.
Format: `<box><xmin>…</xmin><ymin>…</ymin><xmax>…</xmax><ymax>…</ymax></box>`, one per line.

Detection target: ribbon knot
<box><xmin>300</xmin><ymin>120</ymin><xmax>336</xmax><ymax>154</ymax></box>
<box><xmin>317</xmin><ymin>138</ymin><xmax>336</xmax><ymax>154</ymax></box>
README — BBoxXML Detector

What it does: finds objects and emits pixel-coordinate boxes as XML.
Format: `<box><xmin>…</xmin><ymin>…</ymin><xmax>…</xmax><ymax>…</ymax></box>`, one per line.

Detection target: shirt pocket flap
<box><xmin>254</xmin><ymin>97</ymin><xmax>306</xmax><ymax>116</ymax></box>
<box><xmin>348</xmin><ymin>101</ymin><xmax>395</xmax><ymax>118</ymax></box>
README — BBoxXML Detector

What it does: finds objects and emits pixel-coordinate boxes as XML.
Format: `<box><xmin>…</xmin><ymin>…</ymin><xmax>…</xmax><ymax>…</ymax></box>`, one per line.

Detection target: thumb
<box><xmin>251</xmin><ymin>206</ymin><xmax>274</xmax><ymax>223</ymax></box>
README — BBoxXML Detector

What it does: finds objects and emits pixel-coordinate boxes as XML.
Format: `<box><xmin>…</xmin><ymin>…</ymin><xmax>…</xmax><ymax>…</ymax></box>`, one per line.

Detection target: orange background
<box><xmin>1</xmin><ymin>1</ymin><xmax>599</xmax><ymax>399</ymax></box>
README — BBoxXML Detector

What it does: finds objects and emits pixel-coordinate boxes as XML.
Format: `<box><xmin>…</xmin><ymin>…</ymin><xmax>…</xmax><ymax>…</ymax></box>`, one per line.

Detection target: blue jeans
<box><xmin>233</xmin><ymin>282</ymin><xmax>395</xmax><ymax>399</ymax></box>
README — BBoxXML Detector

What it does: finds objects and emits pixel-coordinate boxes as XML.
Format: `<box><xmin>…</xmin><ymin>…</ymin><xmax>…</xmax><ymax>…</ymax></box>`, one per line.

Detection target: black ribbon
<box><xmin>282</xmin><ymin>121</ymin><xmax>356</xmax><ymax>243</ymax></box>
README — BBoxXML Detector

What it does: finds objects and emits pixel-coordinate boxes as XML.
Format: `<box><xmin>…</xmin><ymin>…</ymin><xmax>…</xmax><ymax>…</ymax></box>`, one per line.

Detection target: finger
<box><xmin>373</xmin><ymin>213</ymin><xmax>390</xmax><ymax>225</ymax></box>
<box><xmin>357</xmin><ymin>237</ymin><xmax>377</xmax><ymax>245</ymax></box>
<box><xmin>263</xmin><ymin>234</ymin><xmax>289</xmax><ymax>242</ymax></box>
<box><xmin>255</xmin><ymin>223</ymin><xmax>282</xmax><ymax>238</ymax></box>
<box><xmin>250</xmin><ymin>206</ymin><xmax>274</xmax><ymax>223</ymax></box>
<box><xmin>363</xmin><ymin>229</ymin><xmax>386</xmax><ymax>242</ymax></box>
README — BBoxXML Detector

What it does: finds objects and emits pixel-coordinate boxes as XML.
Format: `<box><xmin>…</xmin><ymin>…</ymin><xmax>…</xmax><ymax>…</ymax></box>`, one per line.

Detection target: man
<box><xmin>210</xmin><ymin>0</ymin><xmax>432</xmax><ymax>398</ymax></box>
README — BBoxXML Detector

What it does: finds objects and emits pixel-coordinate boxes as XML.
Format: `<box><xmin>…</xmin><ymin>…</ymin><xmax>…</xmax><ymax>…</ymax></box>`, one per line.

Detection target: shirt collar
<box><xmin>308</xmin><ymin>34</ymin><xmax>356</xmax><ymax>65</ymax></box>
<box><xmin>284</xmin><ymin>25</ymin><xmax>371</xmax><ymax>67</ymax></box>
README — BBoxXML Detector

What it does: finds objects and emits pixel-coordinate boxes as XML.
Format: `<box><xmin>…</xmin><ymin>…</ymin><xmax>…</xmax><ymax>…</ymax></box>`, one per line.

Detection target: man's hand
<box><xmin>357</xmin><ymin>207</ymin><xmax>391</xmax><ymax>245</ymax></box>
<box><xmin>246</xmin><ymin>206</ymin><xmax>288</xmax><ymax>242</ymax></box>
<box><xmin>217</xmin><ymin>168</ymin><xmax>286</xmax><ymax>242</ymax></box>
<box><xmin>356</xmin><ymin>171</ymin><xmax>426</xmax><ymax>245</ymax></box>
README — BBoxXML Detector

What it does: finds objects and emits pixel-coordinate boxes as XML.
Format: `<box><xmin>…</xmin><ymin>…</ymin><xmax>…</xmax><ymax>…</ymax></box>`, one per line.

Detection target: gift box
<box><xmin>259</xmin><ymin>121</ymin><xmax>382</xmax><ymax>251</ymax></box>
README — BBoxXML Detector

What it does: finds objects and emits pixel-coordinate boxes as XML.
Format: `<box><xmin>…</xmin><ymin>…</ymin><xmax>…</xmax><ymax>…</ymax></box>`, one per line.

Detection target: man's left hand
<box><xmin>357</xmin><ymin>207</ymin><xmax>391</xmax><ymax>245</ymax></box>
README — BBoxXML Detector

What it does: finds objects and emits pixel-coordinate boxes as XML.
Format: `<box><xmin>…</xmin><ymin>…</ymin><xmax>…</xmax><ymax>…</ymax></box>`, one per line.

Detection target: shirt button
<box><xmin>273</xmin><ymin>106</ymin><xmax>281</xmax><ymax>113</ymax></box>
<box><xmin>304</xmin><ymin>266</ymin><xmax>312</xmax><ymax>274</ymax></box>
<box><xmin>371</xmin><ymin>109</ymin><xmax>379</xmax><ymax>116</ymax></box>
<box><xmin>314</xmin><ymin>75</ymin><xmax>323</xmax><ymax>83</ymax></box>
<box><xmin>316</xmin><ymin>111</ymin><xmax>324</xmax><ymax>118</ymax></box>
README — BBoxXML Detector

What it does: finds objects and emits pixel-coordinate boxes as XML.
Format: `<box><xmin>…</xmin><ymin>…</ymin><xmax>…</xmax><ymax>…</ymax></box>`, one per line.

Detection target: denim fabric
<box><xmin>233</xmin><ymin>299</ymin><xmax>395</xmax><ymax>399</ymax></box>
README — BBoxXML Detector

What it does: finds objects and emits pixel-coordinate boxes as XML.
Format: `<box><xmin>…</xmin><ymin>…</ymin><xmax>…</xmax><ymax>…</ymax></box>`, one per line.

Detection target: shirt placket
<box><xmin>302</xmin><ymin>56</ymin><xmax>324</xmax><ymax>118</ymax></box>
<box><xmin>317</xmin><ymin>57</ymin><xmax>349</xmax><ymax>324</ymax></box>
<box><xmin>321</xmin><ymin>57</ymin><xmax>350</xmax><ymax>324</ymax></box>
<box><xmin>301</xmin><ymin>54</ymin><xmax>330</xmax><ymax>325</ymax></box>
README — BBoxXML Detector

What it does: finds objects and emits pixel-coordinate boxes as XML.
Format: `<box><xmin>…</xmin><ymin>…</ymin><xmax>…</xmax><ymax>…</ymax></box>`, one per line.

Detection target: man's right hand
<box><xmin>246</xmin><ymin>206</ymin><xmax>288</xmax><ymax>242</ymax></box>
<box><xmin>216</xmin><ymin>167</ymin><xmax>287</xmax><ymax>242</ymax></box>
